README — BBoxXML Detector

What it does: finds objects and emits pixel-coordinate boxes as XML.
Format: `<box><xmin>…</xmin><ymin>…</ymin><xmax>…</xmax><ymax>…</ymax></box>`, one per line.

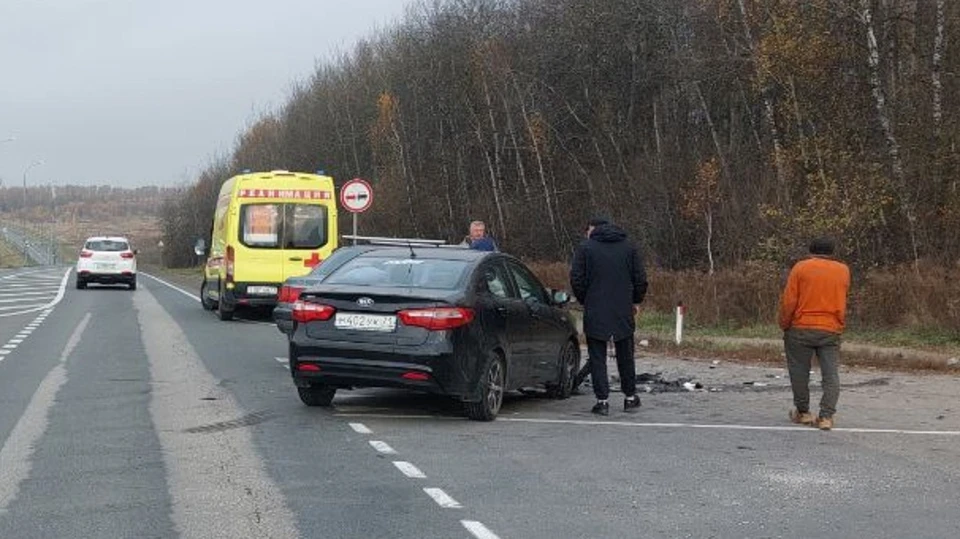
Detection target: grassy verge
<box><xmin>640</xmin><ymin>337</ymin><xmax>960</xmax><ymax>374</ymax></box>
<box><xmin>0</xmin><ymin>237</ymin><xmax>28</xmax><ymax>268</ymax></box>
<box><xmin>630</xmin><ymin>310</ymin><xmax>960</xmax><ymax>355</ymax></box>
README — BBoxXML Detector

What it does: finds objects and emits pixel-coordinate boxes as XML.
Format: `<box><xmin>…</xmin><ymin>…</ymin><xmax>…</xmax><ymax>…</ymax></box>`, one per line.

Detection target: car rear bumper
<box><xmin>223</xmin><ymin>282</ymin><xmax>280</xmax><ymax>308</ymax></box>
<box><xmin>290</xmin><ymin>346</ymin><xmax>475</xmax><ymax>400</ymax></box>
<box><xmin>77</xmin><ymin>271</ymin><xmax>135</xmax><ymax>283</ymax></box>
<box><xmin>273</xmin><ymin>304</ymin><xmax>293</xmax><ymax>334</ymax></box>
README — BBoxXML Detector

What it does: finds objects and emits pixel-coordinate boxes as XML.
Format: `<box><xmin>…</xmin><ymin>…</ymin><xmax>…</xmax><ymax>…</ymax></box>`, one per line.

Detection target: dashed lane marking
<box><xmin>349</xmin><ymin>422</ymin><xmax>372</xmax><ymax>434</ymax></box>
<box><xmin>369</xmin><ymin>441</ymin><xmax>397</xmax><ymax>454</ymax></box>
<box><xmin>393</xmin><ymin>461</ymin><xmax>427</xmax><ymax>479</ymax></box>
<box><xmin>462</xmin><ymin>521</ymin><xmax>501</xmax><ymax>539</ymax></box>
<box><xmin>423</xmin><ymin>488</ymin><xmax>462</xmax><ymax>509</ymax></box>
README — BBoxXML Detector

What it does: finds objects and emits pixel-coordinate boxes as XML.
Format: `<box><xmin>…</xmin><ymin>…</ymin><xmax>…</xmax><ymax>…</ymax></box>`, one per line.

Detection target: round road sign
<box><xmin>340</xmin><ymin>178</ymin><xmax>373</xmax><ymax>213</ymax></box>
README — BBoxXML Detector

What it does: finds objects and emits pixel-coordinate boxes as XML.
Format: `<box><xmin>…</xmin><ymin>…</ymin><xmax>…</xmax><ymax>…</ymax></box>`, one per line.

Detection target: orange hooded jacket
<box><xmin>778</xmin><ymin>256</ymin><xmax>851</xmax><ymax>333</ymax></box>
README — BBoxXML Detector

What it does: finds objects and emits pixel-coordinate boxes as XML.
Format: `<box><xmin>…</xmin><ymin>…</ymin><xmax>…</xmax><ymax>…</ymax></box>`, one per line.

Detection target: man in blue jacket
<box><xmin>570</xmin><ymin>216</ymin><xmax>648</xmax><ymax>416</ymax></box>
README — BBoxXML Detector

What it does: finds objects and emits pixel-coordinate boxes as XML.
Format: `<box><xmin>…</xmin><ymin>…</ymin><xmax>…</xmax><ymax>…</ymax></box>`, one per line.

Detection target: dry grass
<box><xmin>526</xmin><ymin>260</ymin><xmax>960</xmax><ymax>342</ymax></box>
<box><xmin>642</xmin><ymin>337</ymin><xmax>960</xmax><ymax>374</ymax></box>
<box><xmin>0</xmin><ymin>237</ymin><xmax>28</xmax><ymax>268</ymax></box>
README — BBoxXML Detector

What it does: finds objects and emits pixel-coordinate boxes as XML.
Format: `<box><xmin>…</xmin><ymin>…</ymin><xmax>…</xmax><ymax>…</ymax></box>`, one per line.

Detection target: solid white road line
<box><xmin>0</xmin><ymin>313</ymin><xmax>90</xmax><ymax>513</ymax></box>
<box><xmin>369</xmin><ymin>441</ymin><xmax>397</xmax><ymax>455</ymax></box>
<box><xmin>498</xmin><ymin>417</ymin><xmax>960</xmax><ymax>436</ymax></box>
<box><xmin>349</xmin><ymin>422</ymin><xmax>373</xmax><ymax>434</ymax></box>
<box><xmin>423</xmin><ymin>488</ymin><xmax>462</xmax><ymax>509</ymax></box>
<box><xmin>134</xmin><ymin>287</ymin><xmax>300</xmax><ymax>538</ymax></box>
<box><xmin>139</xmin><ymin>272</ymin><xmax>200</xmax><ymax>302</ymax></box>
<box><xmin>462</xmin><ymin>520</ymin><xmax>501</xmax><ymax>539</ymax></box>
<box><xmin>393</xmin><ymin>461</ymin><xmax>427</xmax><ymax>479</ymax></box>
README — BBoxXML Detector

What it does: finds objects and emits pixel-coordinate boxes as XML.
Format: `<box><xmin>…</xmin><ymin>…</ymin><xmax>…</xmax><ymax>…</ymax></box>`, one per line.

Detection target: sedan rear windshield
<box><xmin>85</xmin><ymin>240</ymin><xmax>129</xmax><ymax>251</ymax></box>
<box><xmin>323</xmin><ymin>257</ymin><xmax>469</xmax><ymax>290</ymax></box>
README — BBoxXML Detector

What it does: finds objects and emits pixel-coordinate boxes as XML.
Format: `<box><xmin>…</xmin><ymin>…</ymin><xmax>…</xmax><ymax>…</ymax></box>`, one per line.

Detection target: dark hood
<box><xmin>590</xmin><ymin>223</ymin><xmax>627</xmax><ymax>243</ymax></box>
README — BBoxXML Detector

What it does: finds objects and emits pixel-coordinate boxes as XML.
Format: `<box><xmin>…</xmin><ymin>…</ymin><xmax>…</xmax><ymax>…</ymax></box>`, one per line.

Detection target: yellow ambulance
<box><xmin>198</xmin><ymin>170</ymin><xmax>338</xmax><ymax>320</ymax></box>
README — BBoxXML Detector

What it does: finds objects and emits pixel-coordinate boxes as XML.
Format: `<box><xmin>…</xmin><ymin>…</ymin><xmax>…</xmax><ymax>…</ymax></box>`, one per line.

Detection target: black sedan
<box><xmin>287</xmin><ymin>247</ymin><xmax>581</xmax><ymax>420</ymax></box>
<box><xmin>273</xmin><ymin>245</ymin><xmax>380</xmax><ymax>334</ymax></box>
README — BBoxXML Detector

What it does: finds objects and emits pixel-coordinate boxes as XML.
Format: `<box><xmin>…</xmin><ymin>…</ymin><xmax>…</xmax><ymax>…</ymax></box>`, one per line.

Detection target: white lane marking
<box><xmin>0</xmin><ymin>350</ymin><xmax>10</xmax><ymax>355</ymax></box>
<box><xmin>134</xmin><ymin>286</ymin><xmax>300</xmax><ymax>538</ymax></box>
<box><xmin>462</xmin><ymin>521</ymin><xmax>501</xmax><ymax>539</ymax></box>
<box><xmin>369</xmin><ymin>441</ymin><xmax>397</xmax><ymax>455</ymax></box>
<box><xmin>0</xmin><ymin>313</ymin><xmax>90</xmax><ymax>512</ymax></box>
<box><xmin>423</xmin><ymin>488</ymin><xmax>462</xmax><ymax>509</ymax></box>
<box><xmin>8</xmin><ymin>339</ymin><xmax>23</xmax><ymax>344</ymax></box>
<box><xmin>0</xmin><ymin>268</ymin><xmax>70</xmax><ymax>318</ymax></box>
<box><xmin>0</xmin><ymin>291</ymin><xmax>58</xmax><ymax>298</ymax></box>
<box><xmin>498</xmin><ymin>417</ymin><xmax>960</xmax><ymax>436</ymax></box>
<box><xmin>274</xmin><ymin>357</ymin><xmax>289</xmax><ymax>370</ymax></box>
<box><xmin>393</xmin><ymin>461</ymin><xmax>427</xmax><ymax>479</ymax></box>
<box><xmin>3</xmin><ymin>344</ymin><xmax>17</xmax><ymax>349</ymax></box>
<box><xmin>349</xmin><ymin>422</ymin><xmax>373</xmax><ymax>434</ymax></box>
<box><xmin>139</xmin><ymin>272</ymin><xmax>200</xmax><ymax>302</ymax></box>
<box><xmin>0</xmin><ymin>303</ymin><xmax>49</xmax><ymax>312</ymax></box>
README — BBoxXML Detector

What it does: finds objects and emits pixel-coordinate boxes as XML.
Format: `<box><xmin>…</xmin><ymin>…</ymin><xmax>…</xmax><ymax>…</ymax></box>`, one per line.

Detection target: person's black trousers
<box><xmin>587</xmin><ymin>336</ymin><xmax>636</xmax><ymax>400</ymax></box>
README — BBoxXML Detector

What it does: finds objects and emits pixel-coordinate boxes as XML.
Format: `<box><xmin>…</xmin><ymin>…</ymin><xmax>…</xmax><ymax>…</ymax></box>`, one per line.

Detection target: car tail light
<box><xmin>297</xmin><ymin>363</ymin><xmax>321</xmax><ymax>372</ymax></box>
<box><xmin>225</xmin><ymin>246</ymin><xmax>235</xmax><ymax>283</ymax></box>
<box><xmin>120</xmin><ymin>251</ymin><xmax>135</xmax><ymax>259</ymax></box>
<box><xmin>398</xmin><ymin>307</ymin><xmax>474</xmax><ymax>331</ymax></box>
<box><xmin>278</xmin><ymin>285</ymin><xmax>305</xmax><ymax>303</ymax></box>
<box><xmin>401</xmin><ymin>371</ymin><xmax>430</xmax><ymax>381</ymax></box>
<box><xmin>79</xmin><ymin>250</ymin><xmax>93</xmax><ymax>258</ymax></box>
<box><xmin>292</xmin><ymin>301</ymin><xmax>335</xmax><ymax>323</ymax></box>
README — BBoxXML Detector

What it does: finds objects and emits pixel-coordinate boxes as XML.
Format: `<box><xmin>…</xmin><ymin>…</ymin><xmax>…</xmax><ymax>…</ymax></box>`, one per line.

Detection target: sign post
<box><xmin>339</xmin><ymin>178</ymin><xmax>373</xmax><ymax>245</ymax></box>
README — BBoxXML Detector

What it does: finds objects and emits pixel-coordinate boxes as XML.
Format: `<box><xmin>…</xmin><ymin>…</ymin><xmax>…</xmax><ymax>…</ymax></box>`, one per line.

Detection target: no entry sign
<box><xmin>340</xmin><ymin>178</ymin><xmax>373</xmax><ymax>213</ymax></box>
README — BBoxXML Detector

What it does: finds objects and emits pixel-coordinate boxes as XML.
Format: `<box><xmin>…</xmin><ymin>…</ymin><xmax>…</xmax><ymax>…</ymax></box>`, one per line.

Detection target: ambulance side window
<box><xmin>283</xmin><ymin>204</ymin><xmax>328</xmax><ymax>249</ymax></box>
<box><xmin>240</xmin><ymin>204</ymin><xmax>281</xmax><ymax>248</ymax></box>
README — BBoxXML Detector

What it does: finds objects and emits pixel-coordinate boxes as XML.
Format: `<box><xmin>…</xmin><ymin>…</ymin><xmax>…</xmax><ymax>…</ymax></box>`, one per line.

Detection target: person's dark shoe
<box><xmin>624</xmin><ymin>395</ymin><xmax>642</xmax><ymax>412</ymax></box>
<box><xmin>591</xmin><ymin>401</ymin><xmax>610</xmax><ymax>416</ymax></box>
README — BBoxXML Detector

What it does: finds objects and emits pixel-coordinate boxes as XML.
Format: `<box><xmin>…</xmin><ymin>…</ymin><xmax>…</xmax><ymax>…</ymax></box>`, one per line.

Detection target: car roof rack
<box><xmin>341</xmin><ymin>235</ymin><xmax>464</xmax><ymax>248</ymax></box>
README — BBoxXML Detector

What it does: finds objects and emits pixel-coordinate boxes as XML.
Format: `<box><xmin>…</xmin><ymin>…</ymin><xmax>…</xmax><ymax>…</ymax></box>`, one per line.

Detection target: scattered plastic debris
<box><xmin>639</xmin><ymin>339</ymin><xmax>650</xmax><ymax>347</ymax></box>
<box><xmin>947</xmin><ymin>357</ymin><xmax>958</xmax><ymax>366</ymax></box>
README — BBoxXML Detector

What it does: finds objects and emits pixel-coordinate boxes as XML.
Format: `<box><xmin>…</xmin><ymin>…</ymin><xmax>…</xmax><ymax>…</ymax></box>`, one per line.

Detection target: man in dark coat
<box><xmin>570</xmin><ymin>216</ymin><xmax>648</xmax><ymax>416</ymax></box>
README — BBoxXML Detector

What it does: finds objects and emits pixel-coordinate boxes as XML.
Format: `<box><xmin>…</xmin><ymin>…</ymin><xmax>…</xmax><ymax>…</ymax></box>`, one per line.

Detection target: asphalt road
<box><xmin>0</xmin><ymin>266</ymin><xmax>958</xmax><ymax>539</ymax></box>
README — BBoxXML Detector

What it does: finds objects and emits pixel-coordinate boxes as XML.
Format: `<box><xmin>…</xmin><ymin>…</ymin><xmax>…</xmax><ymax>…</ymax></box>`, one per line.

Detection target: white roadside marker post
<box><xmin>675</xmin><ymin>301</ymin><xmax>685</xmax><ymax>345</ymax></box>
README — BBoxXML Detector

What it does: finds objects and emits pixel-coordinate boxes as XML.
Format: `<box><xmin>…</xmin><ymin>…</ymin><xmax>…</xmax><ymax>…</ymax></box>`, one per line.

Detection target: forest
<box><xmin>156</xmin><ymin>0</ymin><xmax>960</xmax><ymax>331</ymax></box>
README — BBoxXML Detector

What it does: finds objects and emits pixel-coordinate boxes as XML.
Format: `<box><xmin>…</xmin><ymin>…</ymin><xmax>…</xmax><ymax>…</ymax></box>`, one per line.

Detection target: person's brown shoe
<box><xmin>789</xmin><ymin>409</ymin><xmax>816</xmax><ymax>425</ymax></box>
<box><xmin>816</xmin><ymin>416</ymin><xmax>834</xmax><ymax>431</ymax></box>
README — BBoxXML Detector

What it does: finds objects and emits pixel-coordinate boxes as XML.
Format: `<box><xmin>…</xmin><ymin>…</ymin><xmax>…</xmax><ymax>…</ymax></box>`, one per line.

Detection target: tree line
<box><xmin>160</xmin><ymin>0</ymin><xmax>960</xmax><ymax>271</ymax></box>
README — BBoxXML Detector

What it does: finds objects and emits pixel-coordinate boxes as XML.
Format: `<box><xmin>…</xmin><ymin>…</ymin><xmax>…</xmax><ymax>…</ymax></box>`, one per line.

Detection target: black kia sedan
<box><xmin>287</xmin><ymin>247</ymin><xmax>581</xmax><ymax>420</ymax></box>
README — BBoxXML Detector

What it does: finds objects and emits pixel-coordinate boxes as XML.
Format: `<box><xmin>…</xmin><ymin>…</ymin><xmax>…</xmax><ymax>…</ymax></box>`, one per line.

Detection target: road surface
<box><xmin>0</xmin><ymin>266</ymin><xmax>958</xmax><ymax>538</ymax></box>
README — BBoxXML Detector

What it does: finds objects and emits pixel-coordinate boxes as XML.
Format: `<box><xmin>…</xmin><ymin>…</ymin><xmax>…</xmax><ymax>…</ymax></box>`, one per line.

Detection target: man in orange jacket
<box><xmin>778</xmin><ymin>237</ymin><xmax>851</xmax><ymax>431</ymax></box>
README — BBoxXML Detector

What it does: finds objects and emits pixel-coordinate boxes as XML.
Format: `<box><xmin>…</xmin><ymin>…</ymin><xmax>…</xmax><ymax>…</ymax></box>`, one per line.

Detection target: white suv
<box><xmin>76</xmin><ymin>236</ymin><xmax>138</xmax><ymax>290</ymax></box>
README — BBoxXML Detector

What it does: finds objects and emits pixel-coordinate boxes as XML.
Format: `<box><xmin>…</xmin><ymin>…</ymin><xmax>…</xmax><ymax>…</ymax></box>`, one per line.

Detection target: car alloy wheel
<box><xmin>466</xmin><ymin>355</ymin><xmax>505</xmax><ymax>421</ymax></box>
<box><xmin>548</xmin><ymin>341</ymin><xmax>579</xmax><ymax>400</ymax></box>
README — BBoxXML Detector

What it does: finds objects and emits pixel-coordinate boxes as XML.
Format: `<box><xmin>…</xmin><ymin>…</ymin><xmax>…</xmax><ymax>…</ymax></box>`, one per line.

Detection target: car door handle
<box><xmin>288</xmin><ymin>257</ymin><xmax>303</xmax><ymax>261</ymax></box>
<box><xmin>495</xmin><ymin>306</ymin><xmax>508</xmax><ymax>315</ymax></box>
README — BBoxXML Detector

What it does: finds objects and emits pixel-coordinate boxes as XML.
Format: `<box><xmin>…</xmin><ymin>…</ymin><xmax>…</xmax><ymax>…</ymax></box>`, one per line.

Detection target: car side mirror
<box><xmin>193</xmin><ymin>238</ymin><xmax>207</xmax><ymax>257</ymax></box>
<box><xmin>551</xmin><ymin>289</ymin><xmax>570</xmax><ymax>306</ymax></box>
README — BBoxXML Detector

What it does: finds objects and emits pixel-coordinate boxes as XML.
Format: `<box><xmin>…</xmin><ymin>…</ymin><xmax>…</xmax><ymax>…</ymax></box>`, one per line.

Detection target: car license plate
<box><xmin>335</xmin><ymin>312</ymin><xmax>396</xmax><ymax>332</ymax></box>
<box><xmin>248</xmin><ymin>286</ymin><xmax>278</xmax><ymax>295</ymax></box>
<box><xmin>95</xmin><ymin>263</ymin><xmax>115</xmax><ymax>270</ymax></box>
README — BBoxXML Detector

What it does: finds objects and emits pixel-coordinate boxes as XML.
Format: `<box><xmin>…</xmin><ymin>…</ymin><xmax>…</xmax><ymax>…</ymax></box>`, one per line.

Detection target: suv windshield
<box><xmin>85</xmin><ymin>240</ymin><xmax>129</xmax><ymax>251</ymax></box>
<box><xmin>324</xmin><ymin>256</ymin><xmax>469</xmax><ymax>290</ymax></box>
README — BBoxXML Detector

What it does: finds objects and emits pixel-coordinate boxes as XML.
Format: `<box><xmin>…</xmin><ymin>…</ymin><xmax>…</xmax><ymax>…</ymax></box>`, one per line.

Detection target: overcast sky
<box><xmin>0</xmin><ymin>0</ymin><xmax>412</xmax><ymax>188</ymax></box>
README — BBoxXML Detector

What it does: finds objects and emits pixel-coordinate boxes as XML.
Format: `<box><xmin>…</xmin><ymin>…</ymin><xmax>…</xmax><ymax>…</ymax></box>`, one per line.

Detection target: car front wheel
<box><xmin>547</xmin><ymin>340</ymin><xmax>579</xmax><ymax>400</ymax></box>
<box><xmin>466</xmin><ymin>354</ymin><xmax>505</xmax><ymax>421</ymax></box>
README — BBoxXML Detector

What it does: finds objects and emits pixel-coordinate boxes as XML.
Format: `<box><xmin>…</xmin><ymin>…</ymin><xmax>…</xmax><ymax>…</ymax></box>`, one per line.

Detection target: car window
<box><xmin>85</xmin><ymin>240</ymin><xmax>129</xmax><ymax>252</ymax></box>
<box><xmin>240</xmin><ymin>204</ymin><xmax>281</xmax><ymax>247</ymax></box>
<box><xmin>506</xmin><ymin>262</ymin><xmax>548</xmax><ymax>303</ymax></box>
<box><xmin>324</xmin><ymin>256</ymin><xmax>469</xmax><ymax>290</ymax></box>
<box><xmin>283</xmin><ymin>204</ymin><xmax>327</xmax><ymax>249</ymax></box>
<box><xmin>239</xmin><ymin>203</ymin><xmax>329</xmax><ymax>249</ymax></box>
<box><xmin>308</xmin><ymin>247</ymin><xmax>363</xmax><ymax>280</ymax></box>
<box><xmin>478</xmin><ymin>262</ymin><xmax>513</xmax><ymax>299</ymax></box>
